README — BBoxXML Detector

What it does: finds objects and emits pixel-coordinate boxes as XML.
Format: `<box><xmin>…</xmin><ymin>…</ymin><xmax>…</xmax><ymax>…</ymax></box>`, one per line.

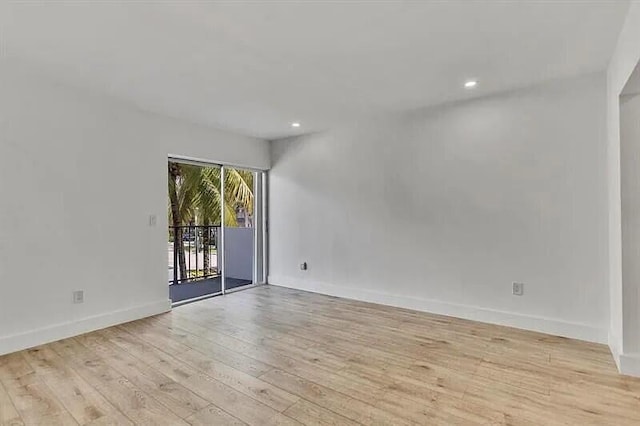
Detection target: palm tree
<box><xmin>168</xmin><ymin>162</ymin><xmax>254</xmax><ymax>280</ymax></box>
<box><xmin>197</xmin><ymin>166</ymin><xmax>225</xmax><ymax>275</ymax></box>
<box><xmin>168</xmin><ymin>162</ymin><xmax>187</xmax><ymax>281</ymax></box>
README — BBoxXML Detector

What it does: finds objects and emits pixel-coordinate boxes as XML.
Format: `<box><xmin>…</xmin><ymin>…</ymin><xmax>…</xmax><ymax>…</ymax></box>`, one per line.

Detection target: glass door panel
<box><xmin>168</xmin><ymin>160</ymin><xmax>223</xmax><ymax>304</ymax></box>
<box><xmin>222</xmin><ymin>166</ymin><xmax>256</xmax><ymax>291</ymax></box>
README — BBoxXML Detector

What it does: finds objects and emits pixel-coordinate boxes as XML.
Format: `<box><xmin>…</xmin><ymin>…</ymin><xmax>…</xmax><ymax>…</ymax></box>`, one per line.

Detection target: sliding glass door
<box><xmin>168</xmin><ymin>158</ymin><xmax>266</xmax><ymax>305</ymax></box>
<box><xmin>168</xmin><ymin>160</ymin><xmax>224</xmax><ymax>303</ymax></box>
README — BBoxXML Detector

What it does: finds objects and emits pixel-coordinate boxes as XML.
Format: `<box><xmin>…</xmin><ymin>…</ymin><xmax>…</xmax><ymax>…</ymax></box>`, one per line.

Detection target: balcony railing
<box><xmin>169</xmin><ymin>225</ymin><xmax>220</xmax><ymax>285</ymax></box>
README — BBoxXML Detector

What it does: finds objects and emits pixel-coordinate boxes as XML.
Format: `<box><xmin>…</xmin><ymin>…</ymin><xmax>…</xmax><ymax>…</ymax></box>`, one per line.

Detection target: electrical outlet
<box><xmin>148</xmin><ymin>214</ymin><xmax>157</xmax><ymax>227</ymax></box>
<box><xmin>300</xmin><ymin>262</ymin><xmax>308</xmax><ymax>271</ymax></box>
<box><xmin>512</xmin><ymin>282</ymin><xmax>524</xmax><ymax>296</ymax></box>
<box><xmin>73</xmin><ymin>290</ymin><xmax>84</xmax><ymax>304</ymax></box>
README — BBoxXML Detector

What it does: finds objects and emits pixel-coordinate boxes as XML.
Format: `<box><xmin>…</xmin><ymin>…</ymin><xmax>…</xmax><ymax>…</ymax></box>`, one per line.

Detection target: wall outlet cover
<box><xmin>512</xmin><ymin>282</ymin><xmax>524</xmax><ymax>296</ymax></box>
<box><xmin>73</xmin><ymin>290</ymin><xmax>84</xmax><ymax>304</ymax></box>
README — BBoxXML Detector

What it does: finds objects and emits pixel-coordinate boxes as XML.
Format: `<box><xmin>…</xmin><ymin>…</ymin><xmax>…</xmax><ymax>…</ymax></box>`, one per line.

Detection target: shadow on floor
<box><xmin>169</xmin><ymin>277</ymin><xmax>252</xmax><ymax>304</ymax></box>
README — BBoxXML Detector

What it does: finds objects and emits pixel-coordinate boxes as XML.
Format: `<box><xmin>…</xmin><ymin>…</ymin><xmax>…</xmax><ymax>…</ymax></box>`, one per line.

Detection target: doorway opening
<box><xmin>168</xmin><ymin>158</ymin><xmax>266</xmax><ymax>305</ymax></box>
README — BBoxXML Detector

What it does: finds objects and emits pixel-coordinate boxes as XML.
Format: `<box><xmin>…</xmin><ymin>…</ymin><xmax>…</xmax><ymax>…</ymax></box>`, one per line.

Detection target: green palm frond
<box><xmin>168</xmin><ymin>161</ymin><xmax>254</xmax><ymax>227</ymax></box>
<box><xmin>224</xmin><ymin>168</ymin><xmax>254</xmax><ymax>215</ymax></box>
<box><xmin>177</xmin><ymin>165</ymin><xmax>202</xmax><ymax>223</ymax></box>
<box><xmin>199</xmin><ymin>167</ymin><xmax>224</xmax><ymax>225</ymax></box>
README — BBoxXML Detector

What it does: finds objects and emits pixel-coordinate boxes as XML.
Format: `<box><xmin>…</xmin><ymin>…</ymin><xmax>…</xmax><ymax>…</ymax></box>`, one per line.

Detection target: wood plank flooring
<box><xmin>1</xmin><ymin>285</ymin><xmax>639</xmax><ymax>425</ymax></box>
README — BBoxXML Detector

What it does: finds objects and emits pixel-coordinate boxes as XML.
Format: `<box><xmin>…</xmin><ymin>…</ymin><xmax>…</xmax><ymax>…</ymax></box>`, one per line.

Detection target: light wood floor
<box><xmin>1</xmin><ymin>286</ymin><xmax>639</xmax><ymax>425</ymax></box>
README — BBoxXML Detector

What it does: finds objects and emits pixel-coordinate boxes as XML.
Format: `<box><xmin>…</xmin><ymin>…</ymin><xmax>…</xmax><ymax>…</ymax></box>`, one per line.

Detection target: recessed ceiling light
<box><xmin>291</xmin><ymin>122</ymin><xmax>301</xmax><ymax>128</ymax></box>
<box><xmin>464</xmin><ymin>80</ymin><xmax>478</xmax><ymax>89</ymax></box>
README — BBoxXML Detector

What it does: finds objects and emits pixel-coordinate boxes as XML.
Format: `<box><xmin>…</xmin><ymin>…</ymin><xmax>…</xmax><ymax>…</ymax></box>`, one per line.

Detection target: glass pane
<box><xmin>223</xmin><ymin>166</ymin><xmax>255</xmax><ymax>291</ymax></box>
<box><xmin>168</xmin><ymin>161</ymin><xmax>223</xmax><ymax>303</ymax></box>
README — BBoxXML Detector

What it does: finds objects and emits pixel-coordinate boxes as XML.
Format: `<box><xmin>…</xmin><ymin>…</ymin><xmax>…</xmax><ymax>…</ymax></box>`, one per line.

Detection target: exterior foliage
<box><xmin>168</xmin><ymin>161</ymin><xmax>254</xmax><ymax>279</ymax></box>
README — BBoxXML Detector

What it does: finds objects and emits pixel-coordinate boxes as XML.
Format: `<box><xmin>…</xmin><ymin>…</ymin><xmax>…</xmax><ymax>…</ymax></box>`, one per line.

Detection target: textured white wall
<box><xmin>0</xmin><ymin>62</ymin><xmax>269</xmax><ymax>355</ymax></box>
<box><xmin>269</xmin><ymin>74</ymin><xmax>608</xmax><ymax>343</ymax></box>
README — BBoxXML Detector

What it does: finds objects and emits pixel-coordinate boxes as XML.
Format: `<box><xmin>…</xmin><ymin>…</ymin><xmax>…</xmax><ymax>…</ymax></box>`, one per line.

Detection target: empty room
<box><xmin>2</xmin><ymin>1</ymin><xmax>640</xmax><ymax>425</ymax></box>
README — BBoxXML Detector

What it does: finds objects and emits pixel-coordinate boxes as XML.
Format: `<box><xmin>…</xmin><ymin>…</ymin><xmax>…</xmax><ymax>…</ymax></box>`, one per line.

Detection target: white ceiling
<box><xmin>0</xmin><ymin>1</ymin><xmax>630</xmax><ymax>140</ymax></box>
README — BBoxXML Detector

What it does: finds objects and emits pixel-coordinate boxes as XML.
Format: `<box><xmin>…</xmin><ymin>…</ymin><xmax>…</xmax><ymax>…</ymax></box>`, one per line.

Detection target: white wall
<box><xmin>269</xmin><ymin>73</ymin><xmax>608</xmax><ymax>343</ymax></box>
<box><xmin>606</xmin><ymin>2</ymin><xmax>640</xmax><ymax>376</ymax></box>
<box><xmin>0</xmin><ymin>62</ymin><xmax>269</xmax><ymax>355</ymax></box>
<box><xmin>621</xmin><ymin>94</ymin><xmax>640</xmax><ymax>355</ymax></box>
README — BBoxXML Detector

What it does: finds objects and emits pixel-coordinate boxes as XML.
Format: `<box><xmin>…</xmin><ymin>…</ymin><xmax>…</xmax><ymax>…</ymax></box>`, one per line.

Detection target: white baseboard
<box><xmin>268</xmin><ymin>275</ymin><xmax>607</xmax><ymax>344</ymax></box>
<box><xmin>0</xmin><ymin>299</ymin><xmax>171</xmax><ymax>356</ymax></box>
<box><xmin>608</xmin><ymin>329</ymin><xmax>622</xmax><ymax>371</ymax></box>
<box><xmin>609</xmin><ymin>329</ymin><xmax>640</xmax><ymax>377</ymax></box>
<box><xmin>619</xmin><ymin>353</ymin><xmax>640</xmax><ymax>377</ymax></box>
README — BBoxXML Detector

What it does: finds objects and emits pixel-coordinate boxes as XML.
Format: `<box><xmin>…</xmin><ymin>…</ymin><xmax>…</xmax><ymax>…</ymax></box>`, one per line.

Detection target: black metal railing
<box><xmin>169</xmin><ymin>225</ymin><xmax>220</xmax><ymax>285</ymax></box>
